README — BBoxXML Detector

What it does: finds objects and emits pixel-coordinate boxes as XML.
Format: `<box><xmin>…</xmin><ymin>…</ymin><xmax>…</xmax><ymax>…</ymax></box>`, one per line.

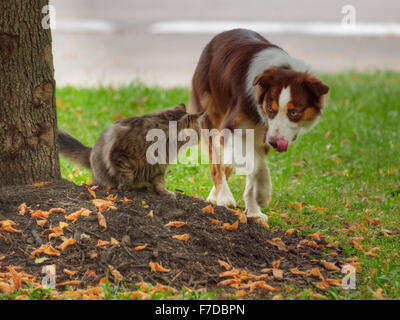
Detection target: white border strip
<box><xmin>149</xmin><ymin>21</ymin><xmax>400</xmax><ymax>37</ymax></box>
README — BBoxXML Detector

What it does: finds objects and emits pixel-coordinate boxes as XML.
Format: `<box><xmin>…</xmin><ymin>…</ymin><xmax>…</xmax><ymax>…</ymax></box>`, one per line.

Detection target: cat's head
<box><xmin>175</xmin><ymin>104</ymin><xmax>204</xmax><ymax>133</ymax></box>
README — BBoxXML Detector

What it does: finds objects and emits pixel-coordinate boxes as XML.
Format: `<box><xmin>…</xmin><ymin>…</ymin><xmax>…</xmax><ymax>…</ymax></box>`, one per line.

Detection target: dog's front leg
<box><xmin>244</xmin><ymin>156</ymin><xmax>269</xmax><ymax>223</ymax></box>
<box><xmin>207</xmin><ymin>163</ymin><xmax>236</xmax><ymax>208</ymax></box>
<box><xmin>255</xmin><ymin>160</ymin><xmax>272</xmax><ymax>208</ymax></box>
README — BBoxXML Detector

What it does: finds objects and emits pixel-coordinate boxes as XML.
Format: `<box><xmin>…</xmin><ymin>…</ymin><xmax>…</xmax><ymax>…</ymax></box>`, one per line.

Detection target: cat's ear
<box><xmin>174</xmin><ymin>103</ymin><xmax>187</xmax><ymax>112</ymax></box>
<box><xmin>188</xmin><ymin>111</ymin><xmax>204</xmax><ymax>121</ymax></box>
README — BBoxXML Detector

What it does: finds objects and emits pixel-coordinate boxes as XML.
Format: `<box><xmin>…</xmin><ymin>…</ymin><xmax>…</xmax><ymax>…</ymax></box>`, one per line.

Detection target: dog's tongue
<box><xmin>276</xmin><ymin>137</ymin><xmax>289</xmax><ymax>152</ymax></box>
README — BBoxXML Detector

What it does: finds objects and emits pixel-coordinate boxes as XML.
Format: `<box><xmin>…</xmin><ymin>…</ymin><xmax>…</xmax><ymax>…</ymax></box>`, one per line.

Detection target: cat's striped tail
<box><xmin>58</xmin><ymin>130</ymin><xmax>92</xmax><ymax>169</ymax></box>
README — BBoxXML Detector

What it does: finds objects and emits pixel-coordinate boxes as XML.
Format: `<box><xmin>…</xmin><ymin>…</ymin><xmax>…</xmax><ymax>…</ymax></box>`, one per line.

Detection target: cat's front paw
<box><xmin>160</xmin><ymin>189</ymin><xmax>176</xmax><ymax>199</ymax></box>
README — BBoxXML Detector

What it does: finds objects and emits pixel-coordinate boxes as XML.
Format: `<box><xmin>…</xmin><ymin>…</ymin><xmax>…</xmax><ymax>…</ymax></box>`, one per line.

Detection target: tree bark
<box><xmin>0</xmin><ymin>0</ymin><xmax>60</xmax><ymax>186</ymax></box>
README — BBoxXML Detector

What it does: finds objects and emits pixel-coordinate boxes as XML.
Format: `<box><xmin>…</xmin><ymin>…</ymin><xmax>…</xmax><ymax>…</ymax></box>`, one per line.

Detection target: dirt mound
<box><xmin>0</xmin><ymin>180</ymin><xmax>345</xmax><ymax>298</ymax></box>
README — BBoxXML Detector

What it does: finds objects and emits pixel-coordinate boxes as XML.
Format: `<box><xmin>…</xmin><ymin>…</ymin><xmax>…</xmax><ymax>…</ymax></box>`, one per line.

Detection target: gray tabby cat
<box><xmin>58</xmin><ymin>104</ymin><xmax>202</xmax><ymax>197</ymax></box>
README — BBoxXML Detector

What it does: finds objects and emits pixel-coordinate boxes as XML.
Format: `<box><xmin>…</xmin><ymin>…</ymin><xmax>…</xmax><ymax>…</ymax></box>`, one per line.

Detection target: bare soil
<box><xmin>0</xmin><ymin>180</ymin><xmax>344</xmax><ymax>298</ymax></box>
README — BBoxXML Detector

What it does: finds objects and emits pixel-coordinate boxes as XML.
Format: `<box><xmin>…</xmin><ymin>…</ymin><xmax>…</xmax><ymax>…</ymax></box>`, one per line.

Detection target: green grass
<box><xmin>56</xmin><ymin>72</ymin><xmax>400</xmax><ymax>300</ymax></box>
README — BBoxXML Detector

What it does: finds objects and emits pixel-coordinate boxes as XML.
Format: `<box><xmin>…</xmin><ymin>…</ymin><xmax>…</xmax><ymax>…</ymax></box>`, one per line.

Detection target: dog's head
<box><xmin>253</xmin><ymin>66</ymin><xmax>329</xmax><ymax>152</ymax></box>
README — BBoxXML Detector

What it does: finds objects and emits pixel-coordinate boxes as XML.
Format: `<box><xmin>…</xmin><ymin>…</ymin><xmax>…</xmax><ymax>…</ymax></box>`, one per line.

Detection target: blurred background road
<box><xmin>50</xmin><ymin>0</ymin><xmax>400</xmax><ymax>87</ymax></box>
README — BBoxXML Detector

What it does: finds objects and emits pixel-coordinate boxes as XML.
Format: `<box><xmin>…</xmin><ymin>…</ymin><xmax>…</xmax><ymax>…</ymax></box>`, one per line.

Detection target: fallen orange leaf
<box><xmin>235</xmin><ymin>290</ymin><xmax>246</xmax><ymax>297</ymax></box>
<box><xmin>97</xmin><ymin>211</ymin><xmax>107</xmax><ymax>232</ymax></box>
<box><xmin>110</xmin><ymin>237</ymin><xmax>120</xmax><ymax>246</ymax></box>
<box><xmin>49</xmin><ymin>208</ymin><xmax>66</xmax><ymax>214</ymax></box>
<box><xmin>148</xmin><ymin>210</ymin><xmax>154</xmax><ymax>218</ymax></box>
<box><xmin>57</xmin><ymin>280</ymin><xmax>81</xmax><ymax>286</ymax></box>
<box><xmin>285</xmin><ymin>228</ymin><xmax>295</xmax><ymax>236</ymax></box>
<box><xmin>321</xmin><ymin>261</ymin><xmax>340</xmax><ymax>271</ymax></box>
<box><xmin>172</xmin><ymin>234</ymin><xmax>190</xmax><ymax>242</ymax></box>
<box><xmin>219</xmin><ymin>269</ymin><xmax>239</xmax><ymax>278</ymax></box>
<box><xmin>88</xmin><ymin>188</ymin><xmax>96</xmax><ymax>199</ymax></box>
<box><xmin>106</xmin><ymin>194</ymin><xmax>117</xmax><ymax>202</ymax></box>
<box><xmin>314</xmin><ymin>281</ymin><xmax>329</xmax><ymax>290</ymax></box>
<box><xmin>286</xmin><ymin>201</ymin><xmax>305</xmax><ymax>211</ymax></box>
<box><xmin>96</xmin><ymin>240</ymin><xmax>110</xmax><ymax>247</ymax></box>
<box><xmin>149</xmin><ymin>261</ymin><xmax>170</xmax><ymax>273</ymax></box>
<box><xmin>0</xmin><ymin>282</ymin><xmax>13</xmax><ymax>294</ymax></box>
<box><xmin>31</xmin><ymin>244</ymin><xmax>61</xmax><ymax>257</ymax></box>
<box><xmin>135</xmin><ymin>244</ymin><xmax>148</xmax><ymax>251</ymax></box>
<box><xmin>372</xmin><ymin>288</ymin><xmax>385</xmax><ymax>300</ymax></box>
<box><xmin>8</xmin><ymin>265</ymin><xmax>22</xmax><ymax>291</ymax></box>
<box><xmin>324</xmin><ymin>278</ymin><xmax>342</xmax><ymax>287</ymax></box>
<box><xmin>201</xmin><ymin>205</ymin><xmax>214</xmax><ymax>214</ymax></box>
<box><xmin>57</xmin><ymin>237</ymin><xmax>76</xmax><ymax>251</ymax></box>
<box><xmin>217</xmin><ymin>278</ymin><xmax>241</xmax><ymax>287</ymax></box>
<box><xmin>91</xmin><ymin>199</ymin><xmax>116</xmax><ymax>212</ymax></box>
<box><xmin>86</xmin><ymin>270</ymin><xmax>97</xmax><ymax>278</ymax></box>
<box><xmin>365</xmin><ymin>247</ymin><xmax>380</xmax><ymax>257</ymax></box>
<box><xmin>17</xmin><ymin>203</ymin><xmax>30</xmax><ymax>216</ymax></box>
<box><xmin>218</xmin><ymin>220</ymin><xmax>239</xmax><ymax>231</ymax></box>
<box><xmin>309</xmin><ymin>268</ymin><xmax>324</xmax><ymax>280</ymax></box>
<box><xmin>36</xmin><ymin>219</ymin><xmax>47</xmax><ymax>227</ymax></box>
<box><xmin>164</xmin><ymin>221</ymin><xmax>186</xmax><ymax>228</ymax></box>
<box><xmin>0</xmin><ymin>219</ymin><xmax>22</xmax><ymax>233</ymax></box>
<box><xmin>30</xmin><ymin>210</ymin><xmax>50</xmax><ymax>219</ymax></box>
<box><xmin>63</xmin><ymin>269</ymin><xmax>79</xmax><ymax>278</ymax></box>
<box><xmin>266</xmin><ymin>238</ymin><xmax>288</xmax><ymax>252</ymax></box>
<box><xmin>108</xmin><ymin>265</ymin><xmax>123</xmax><ymax>283</ymax></box>
<box><xmin>218</xmin><ymin>259</ymin><xmax>231</xmax><ymax>270</ymax></box>
<box><xmin>210</xmin><ymin>218</ymin><xmax>223</xmax><ymax>225</ymax></box>
<box><xmin>271</xmin><ymin>257</ymin><xmax>285</xmax><ymax>269</ymax></box>
<box><xmin>65</xmin><ymin>208</ymin><xmax>87</xmax><ymax>222</ymax></box>
<box><xmin>290</xmin><ymin>268</ymin><xmax>306</xmax><ymax>276</ymax></box>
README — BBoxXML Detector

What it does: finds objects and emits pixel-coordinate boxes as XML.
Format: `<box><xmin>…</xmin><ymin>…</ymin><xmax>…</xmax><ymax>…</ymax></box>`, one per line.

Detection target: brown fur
<box><xmin>189</xmin><ymin>28</ymin><xmax>329</xmax><ymax>205</ymax></box>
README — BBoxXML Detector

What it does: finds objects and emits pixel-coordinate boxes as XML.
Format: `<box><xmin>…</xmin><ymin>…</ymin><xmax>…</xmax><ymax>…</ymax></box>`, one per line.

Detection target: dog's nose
<box><xmin>268</xmin><ymin>139</ymin><xmax>278</xmax><ymax>149</ymax></box>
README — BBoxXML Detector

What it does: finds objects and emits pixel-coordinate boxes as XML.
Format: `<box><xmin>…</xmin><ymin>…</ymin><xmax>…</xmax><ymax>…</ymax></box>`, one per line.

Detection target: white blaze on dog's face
<box><xmin>253</xmin><ymin>66</ymin><xmax>329</xmax><ymax>152</ymax></box>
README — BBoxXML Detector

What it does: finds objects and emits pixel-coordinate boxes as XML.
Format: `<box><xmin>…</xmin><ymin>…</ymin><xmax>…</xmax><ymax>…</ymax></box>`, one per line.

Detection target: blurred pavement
<box><xmin>50</xmin><ymin>0</ymin><xmax>400</xmax><ymax>87</ymax></box>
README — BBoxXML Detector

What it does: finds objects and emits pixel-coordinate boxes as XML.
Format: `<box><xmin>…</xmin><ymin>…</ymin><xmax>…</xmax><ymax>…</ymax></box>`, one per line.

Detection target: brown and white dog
<box><xmin>189</xmin><ymin>28</ymin><xmax>329</xmax><ymax>223</ymax></box>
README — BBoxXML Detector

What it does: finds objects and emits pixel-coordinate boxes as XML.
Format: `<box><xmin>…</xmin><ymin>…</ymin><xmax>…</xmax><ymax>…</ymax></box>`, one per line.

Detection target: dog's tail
<box><xmin>58</xmin><ymin>130</ymin><xmax>92</xmax><ymax>169</ymax></box>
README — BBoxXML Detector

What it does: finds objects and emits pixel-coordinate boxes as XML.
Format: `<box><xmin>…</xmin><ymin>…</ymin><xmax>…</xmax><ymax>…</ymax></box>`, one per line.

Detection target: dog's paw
<box><xmin>206</xmin><ymin>186</ymin><xmax>218</xmax><ymax>204</ymax></box>
<box><xmin>216</xmin><ymin>188</ymin><xmax>236</xmax><ymax>208</ymax></box>
<box><xmin>246</xmin><ymin>210</ymin><xmax>269</xmax><ymax>224</ymax></box>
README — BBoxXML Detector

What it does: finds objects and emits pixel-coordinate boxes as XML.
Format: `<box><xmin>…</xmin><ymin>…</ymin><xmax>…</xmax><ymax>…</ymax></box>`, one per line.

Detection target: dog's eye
<box><xmin>290</xmin><ymin>111</ymin><xmax>298</xmax><ymax>117</ymax></box>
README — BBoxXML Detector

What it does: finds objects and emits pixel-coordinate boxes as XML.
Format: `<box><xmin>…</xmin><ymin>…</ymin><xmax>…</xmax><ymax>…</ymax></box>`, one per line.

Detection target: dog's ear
<box><xmin>253</xmin><ymin>67</ymin><xmax>278</xmax><ymax>104</ymax></box>
<box><xmin>302</xmin><ymin>76</ymin><xmax>329</xmax><ymax>98</ymax></box>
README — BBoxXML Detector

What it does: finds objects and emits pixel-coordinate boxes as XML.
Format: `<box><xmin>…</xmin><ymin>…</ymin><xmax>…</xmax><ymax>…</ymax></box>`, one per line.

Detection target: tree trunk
<box><xmin>0</xmin><ymin>0</ymin><xmax>60</xmax><ymax>186</ymax></box>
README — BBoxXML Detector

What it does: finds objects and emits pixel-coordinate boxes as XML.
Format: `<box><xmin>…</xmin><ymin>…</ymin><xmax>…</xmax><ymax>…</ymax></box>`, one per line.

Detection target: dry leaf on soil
<box><xmin>164</xmin><ymin>221</ymin><xmax>186</xmax><ymax>228</ymax></box>
<box><xmin>17</xmin><ymin>203</ymin><xmax>30</xmax><ymax>216</ymax></box>
<box><xmin>218</xmin><ymin>259</ymin><xmax>231</xmax><ymax>270</ymax></box>
<box><xmin>172</xmin><ymin>234</ymin><xmax>190</xmax><ymax>242</ymax></box>
<box><xmin>321</xmin><ymin>261</ymin><xmax>340</xmax><ymax>271</ymax></box>
<box><xmin>135</xmin><ymin>244</ymin><xmax>148</xmax><ymax>251</ymax></box>
<box><xmin>218</xmin><ymin>220</ymin><xmax>239</xmax><ymax>231</ymax></box>
<box><xmin>97</xmin><ymin>211</ymin><xmax>107</xmax><ymax>232</ymax></box>
<box><xmin>201</xmin><ymin>205</ymin><xmax>214</xmax><ymax>214</ymax></box>
<box><xmin>31</xmin><ymin>244</ymin><xmax>61</xmax><ymax>257</ymax></box>
<box><xmin>266</xmin><ymin>238</ymin><xmax>288</xmax><ymax>252</ymax></box>
<box><xmin>57</xmin><ymin>237</ymin><xmax>76</xmax><ymax>251</ymax></box>
<box><xmin>149</xmin><ymin>261</ymin><xmax>170</xmax><ymax>273</ymax></box>
<box><xmin>108</xmin><ymin>265</ymin><xmax>123</xmax><ymax>283</ymax></box>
